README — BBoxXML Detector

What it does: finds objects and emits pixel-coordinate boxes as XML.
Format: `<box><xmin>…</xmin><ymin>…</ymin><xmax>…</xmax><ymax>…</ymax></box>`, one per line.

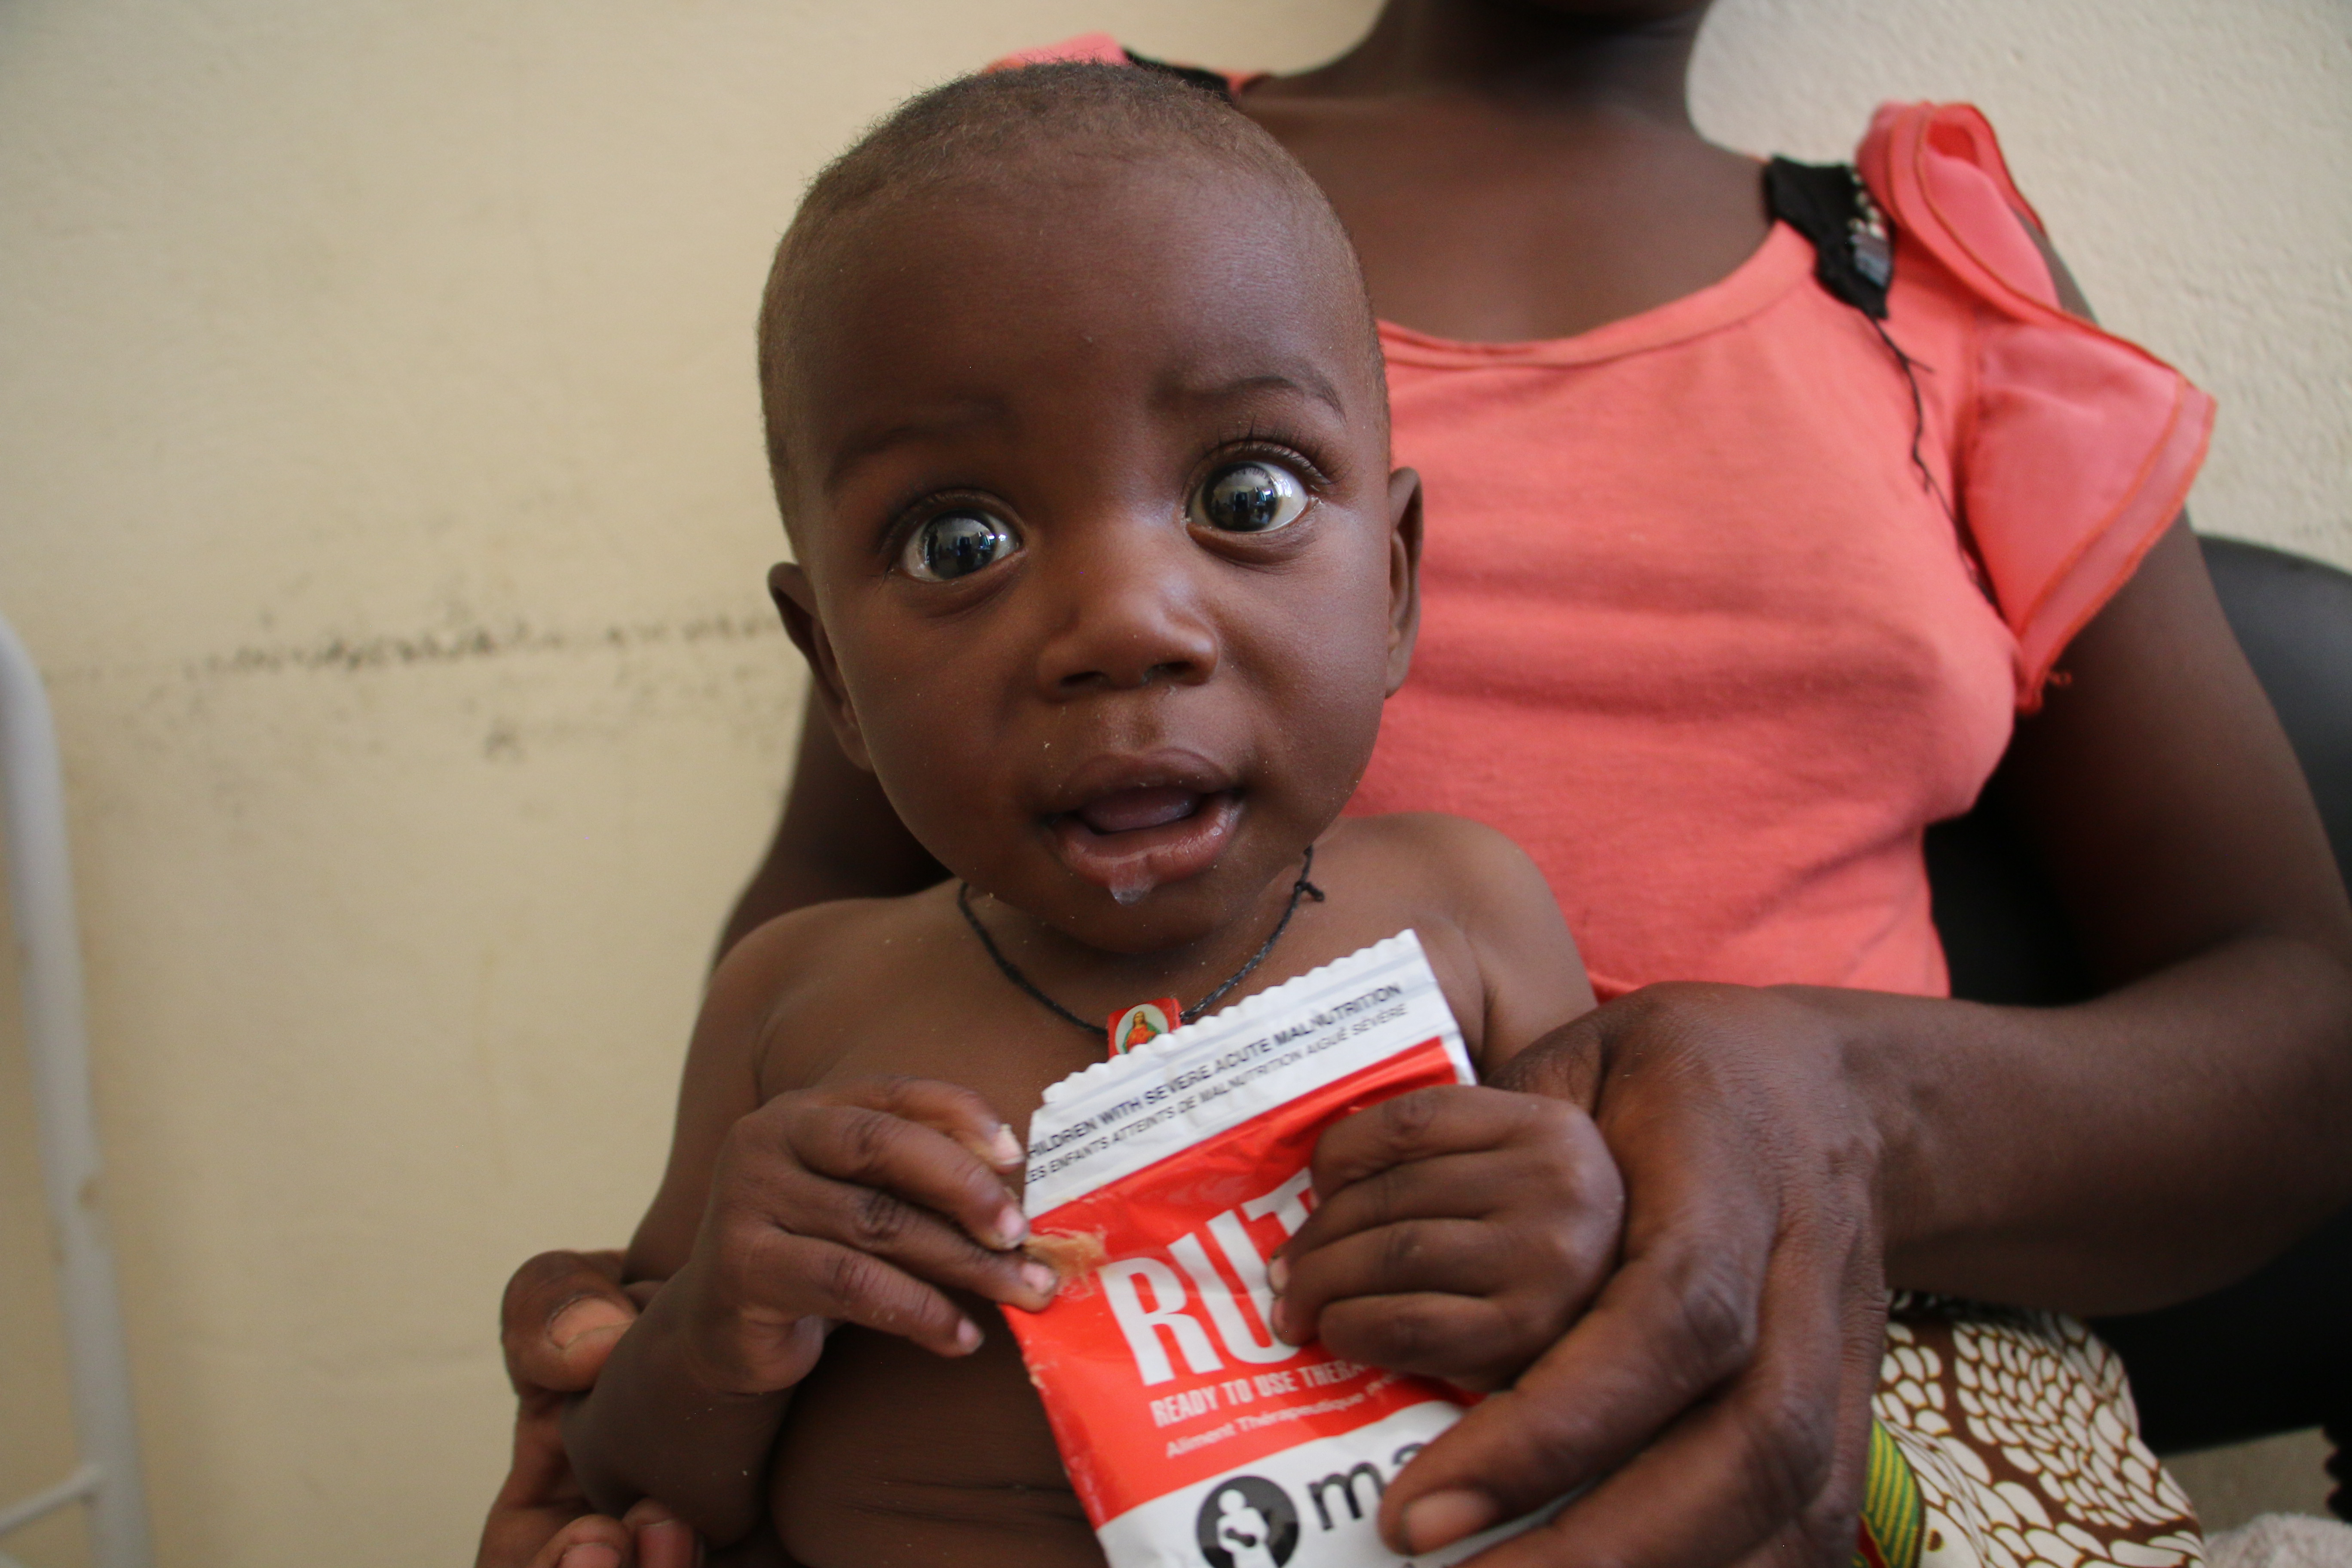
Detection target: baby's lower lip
<box><xmin>1049</xmin><ymin>790</ymin><xmax>1241</xmax><ymax>898</ymax></box>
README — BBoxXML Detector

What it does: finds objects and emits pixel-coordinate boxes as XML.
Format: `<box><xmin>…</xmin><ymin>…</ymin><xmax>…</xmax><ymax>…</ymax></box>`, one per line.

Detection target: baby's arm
<box><xmin>1272</xmin><ymin>817</ymin><xmax>1616</xmax><ymax>1391</ymax></box>
<box><xmin>562</xmin><ymin>912</ymin><xmax>1054</xmax><ymax>1544</ymax></box>
<box><xmin>1427</xmin><ymin>815</ymin><xmax>1596</xmax><ymax>1068</ymax></box>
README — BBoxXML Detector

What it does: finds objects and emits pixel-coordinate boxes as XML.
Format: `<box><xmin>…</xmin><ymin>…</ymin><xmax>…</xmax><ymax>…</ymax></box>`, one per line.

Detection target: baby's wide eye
<box><xmin>1191</xmin><ymin>461</ymin><xmax>1308</xmax><ymax>534</ymax></box>
<box><xmin>902</xmin><ymin>509</ymin><xmax>1020</xmax><ymax>582</ymax></box>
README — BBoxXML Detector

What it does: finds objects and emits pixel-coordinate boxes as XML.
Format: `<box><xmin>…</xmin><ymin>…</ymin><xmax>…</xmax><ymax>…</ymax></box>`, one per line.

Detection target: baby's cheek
<box><xmin>1263</xmin><ymin>643</ymin><xmax>1390</xmax><ymax>809</ymax></box>
<box><xmin>849</xmin><ymin>690</ymin><xmax>1019</xmax><ymax>861</ymax></box>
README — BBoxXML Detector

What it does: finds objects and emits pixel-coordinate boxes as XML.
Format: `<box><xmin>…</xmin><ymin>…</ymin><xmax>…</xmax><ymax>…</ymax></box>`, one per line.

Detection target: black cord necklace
<box><xmin>957</xmin><ymin>845</ymin><xmax>1326</xmax><ymax>1038</ymax></box>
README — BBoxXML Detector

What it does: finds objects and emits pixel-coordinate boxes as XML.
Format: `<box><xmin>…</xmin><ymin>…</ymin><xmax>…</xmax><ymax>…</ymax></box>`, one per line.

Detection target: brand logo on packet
<box><xmin>1008</xmin><ymin>933</ymin><xmax>1561</xmax><ymax>1568</ymax></box>
<box><xmin>1196</xmin><ymin>1476</ymin><xmax>1297</xmax><ymax>1567</ymax></box>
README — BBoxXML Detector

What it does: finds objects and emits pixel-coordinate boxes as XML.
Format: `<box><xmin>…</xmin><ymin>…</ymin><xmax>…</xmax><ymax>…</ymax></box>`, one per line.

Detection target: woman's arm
<box><xmin>1877</xmin><ymin>227</ymin><xmax>2352</xmax><ymax>1302</ymax></box>
<box><xmin>1878</xmin><ymin>516</ymin><xmax>2352</xmax><ymax>1302</ymax></box>
<box><xmin>1375</xmin><ymin>523</ymin><xmax>2352</xmax><ymax>1565</ymax></box>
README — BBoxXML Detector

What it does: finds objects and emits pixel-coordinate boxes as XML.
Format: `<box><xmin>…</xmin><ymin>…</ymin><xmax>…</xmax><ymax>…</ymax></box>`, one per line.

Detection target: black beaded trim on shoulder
<box><xmin>1767</xmin><ymin>159</ymin><xmax>1952</xmax><ymax>514</ymax></box>
<box><xmin>1123</xmin><ymin>48</ymin><xmax>1240</xmax><ymax>101</ymax></box>
<box><xmin>1765</xmin><ymin>157</ymin><xmax>1893</xmax><ymax>320</ymax></box>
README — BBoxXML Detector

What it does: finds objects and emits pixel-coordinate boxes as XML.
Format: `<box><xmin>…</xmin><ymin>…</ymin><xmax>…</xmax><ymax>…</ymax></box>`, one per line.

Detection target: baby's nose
<box><xmin>1032</xmin><ymin>526</ymin><xmax>1220</xmax><ymax>695</ymax></box>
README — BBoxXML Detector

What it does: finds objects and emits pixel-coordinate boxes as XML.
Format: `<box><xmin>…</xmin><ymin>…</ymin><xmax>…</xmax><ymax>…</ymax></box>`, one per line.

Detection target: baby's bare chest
<box><xmin>764</xmin><ymin>892</ymin><xmax>1476</xmax><ymax>1145</ymax></box>
<box><xmin>769</xmin><ymin>1325</ymin><xmax>1100</xmax><ymax>1567</ymax></box>
<box><xmin>783</xmin><ymin>985</ymin><xmax>1101</xmax><ymax>1151</ymax></box>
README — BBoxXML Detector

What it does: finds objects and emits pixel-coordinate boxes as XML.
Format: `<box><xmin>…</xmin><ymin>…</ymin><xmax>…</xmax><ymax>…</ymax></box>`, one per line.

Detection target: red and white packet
<box><xmin>1007</xmin><ymin>931</ymin><xmax>1551</xmax><ymax>1567</ymax></box>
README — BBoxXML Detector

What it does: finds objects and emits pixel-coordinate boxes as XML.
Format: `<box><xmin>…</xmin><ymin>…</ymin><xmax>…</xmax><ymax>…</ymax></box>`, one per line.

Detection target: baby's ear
<box><xmin>768</xmin><ymin>562</ymin><xmax>875</xmax><ymax>772</ymax></box>
<box><xmin>1383</xmin><ymin>468</ymin><xmax>1424</xmax><ymax>697</ymax></box>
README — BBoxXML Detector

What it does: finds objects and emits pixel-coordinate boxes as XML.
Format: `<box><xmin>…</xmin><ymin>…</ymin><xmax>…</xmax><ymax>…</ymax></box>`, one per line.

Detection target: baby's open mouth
<box><xmin>1074</xmin><ymin>786</ymin><xmax>1206</xmax><ymax>836</ymax></box>
<box><xmin>1050</xmin><ymin>786</ymin><xmax>1242</xmax><ymax>904</ymax></box>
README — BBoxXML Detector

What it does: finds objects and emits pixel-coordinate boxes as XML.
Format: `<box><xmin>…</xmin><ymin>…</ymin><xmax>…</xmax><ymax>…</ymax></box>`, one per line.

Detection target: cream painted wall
<box><xmin>0</xmin><ymin>2</ymin><xmax>2343</xmax><ymax>1563</ymax></box>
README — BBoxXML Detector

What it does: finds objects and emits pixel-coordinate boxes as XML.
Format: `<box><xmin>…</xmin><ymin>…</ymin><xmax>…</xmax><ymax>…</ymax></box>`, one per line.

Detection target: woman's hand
<box><xmin>479</xmin><ymin>1250</ymin><xmax>701</xmax><ymax>1568</ymax></box>
<box><xmin>1270</xmin><ymin>1084</ymin><xmax>1623</xmax><ymax>1393</ymax></box>
<box><xmin>1378</xmin><ymin>985</ymin><xmax>1889</xmax><ymax>1568</ymax></box>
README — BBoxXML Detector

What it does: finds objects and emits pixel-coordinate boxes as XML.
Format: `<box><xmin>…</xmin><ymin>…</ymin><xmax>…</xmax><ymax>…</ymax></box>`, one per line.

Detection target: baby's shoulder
<box><xmin>1320</xmin><ymin>814</ymin><xmax>1590</xmax><ymax>1067</ymax></box>
<box><xmin>709</xmin><ymin>890</ymin><xmax>964</xmax><ymax>1093</ymax></box>
<box><xmin>719</xmin><ymin>891</ymin><xmax>919</xmax><ymax>995</ymax></box>
<box><xmin>1326</xmin><ymin>812</ymin><xmax>1554</xmax><ymax>922</ymax></box>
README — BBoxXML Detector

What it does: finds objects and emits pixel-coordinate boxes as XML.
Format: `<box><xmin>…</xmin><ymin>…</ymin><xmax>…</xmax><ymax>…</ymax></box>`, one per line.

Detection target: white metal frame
<box><xmin>0</xmin><ymin>610</ymin><xmax>153</xmax><ymax>1567</ymax></box>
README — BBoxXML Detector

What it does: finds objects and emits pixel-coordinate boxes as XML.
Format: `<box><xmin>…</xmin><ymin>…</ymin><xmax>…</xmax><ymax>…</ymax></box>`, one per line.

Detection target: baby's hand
<box><xmin>666</xmin><ymin>1077</ymin><xmax>1059</xmax><ymax>1395</ymax></box>
<box><xmin>1270</xmin><ymin>1086</ymin><xmax>1623</xmax><ymax>1392</ymax></box>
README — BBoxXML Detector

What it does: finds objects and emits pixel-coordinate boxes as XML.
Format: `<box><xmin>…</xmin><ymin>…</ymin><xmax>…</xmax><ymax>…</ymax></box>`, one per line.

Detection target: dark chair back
<box><xmin>1927</xmin><ymin>535</ymin><xmax>2352</xmax><ymax>1500</ymax></box>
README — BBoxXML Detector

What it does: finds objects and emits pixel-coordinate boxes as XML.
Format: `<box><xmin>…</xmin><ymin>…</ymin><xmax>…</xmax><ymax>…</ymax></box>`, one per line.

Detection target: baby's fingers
<box><xmin>1302</xmin><ymin>1089</ymin><xmax>1610</xmax><ymax>1238</ymax></box>
<box><xmin>762</xmin><ymin>1160</ymin><xmax>1057</xmax><ymax>1314</ymax></box>
<box><xmin>1286</xmin><ymin>1148</ymin><xmax>1516</xmax><ymax>1265</ymax></box>
<box><xmin>733</xmin><ymin>1227</ymin><xmax>991</xmax><ymax>1357</ymax></box>
<box><xmin>814</xmin><ymin>1075</ymin><xmax>1025</xmax><ymax>1175</ymax></box>
<box><xmin>1308</xmin><ymin>1086</ymin><xmax>1526</xmax><ymax>1195</ymax></box>
<box><xmin>1274</xmin><ymin>1216</ymin><xmax>1504</xmax><ymax>1343</ymax></box>
<box><xmin>767</xmin><ymin>1085</ymin><xmax>1028</xmax><ymax>1252</ymax></box>
<box><xmin>698</xmin><ymin>1083</ymin><xmax>1054</xmax><ymax>1356</ymax></box>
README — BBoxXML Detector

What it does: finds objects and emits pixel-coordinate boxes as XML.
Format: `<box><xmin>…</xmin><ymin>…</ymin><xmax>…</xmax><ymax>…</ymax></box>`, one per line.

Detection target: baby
<box><xmin>563</xmin><ymin>64</ymin><xmax>1607</xmax><ymax>1567</ymax></box>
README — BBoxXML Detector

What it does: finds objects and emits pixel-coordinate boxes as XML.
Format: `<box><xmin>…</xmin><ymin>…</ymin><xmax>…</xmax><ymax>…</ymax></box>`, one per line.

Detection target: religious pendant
<box><xmin>1107</xmin><ymin>998</ymin><xmax>1181</xmax><ymax>1057</ymax></box>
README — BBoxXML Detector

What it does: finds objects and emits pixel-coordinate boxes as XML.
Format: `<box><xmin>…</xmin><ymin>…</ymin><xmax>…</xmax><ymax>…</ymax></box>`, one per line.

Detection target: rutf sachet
<box><xmin>1007</xmin><ymin>931</ymin><xmax>1554</xmax><ymax>1568</ymax></box>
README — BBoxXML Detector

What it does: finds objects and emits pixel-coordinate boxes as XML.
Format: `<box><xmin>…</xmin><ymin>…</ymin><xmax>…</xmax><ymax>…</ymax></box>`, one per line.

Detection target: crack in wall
<box><xmin>198</xmin><ymin>612</ymin><xmax>783</xmax><ymax>677</ymax></box>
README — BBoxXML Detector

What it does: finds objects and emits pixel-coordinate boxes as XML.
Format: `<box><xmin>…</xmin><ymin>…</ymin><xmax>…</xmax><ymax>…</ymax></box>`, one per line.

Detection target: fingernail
<box><xmin>1021</xmin><ymin>1261</ymin><xmax>1060</xmax><ymax>1298</ymax></box>
<box><xmin>995</xmin><ymin>1204</ymin><xmax>1030</xmax><ymax>1247</ymax></box>
<box><xmin>955</xmin><ymin>1318</ymin><xmax>984</xmax><ymax>1353</ymax></box>
<box><xmin>550</xmin><ymin>1296</ymin><xmax>632</xmax><ymax>1350</ymax></box>
<box><xmin>1402</xmin><ymin>1490</ymin><xmax>1499</xmax><ymax>1552</ymax></box>
<box><xmin>990</xmin><ymin>1124</ymin><xmax>1025</xmax><ymax>1167</ymax></box>
<box><xmin>644</xmin><ymin>1517</ymin><xmax>699</xmax><ymax>1568</ymax></box>
<box><xmin>559</xmin><ymin>1547</ymin><xmax>622</xmax><ymax>1568</ymax></box>
<box><xmin>1267</xmin><ymin>1255</ymin><xmax>1290</xmax><ymax>1294</ymax></box>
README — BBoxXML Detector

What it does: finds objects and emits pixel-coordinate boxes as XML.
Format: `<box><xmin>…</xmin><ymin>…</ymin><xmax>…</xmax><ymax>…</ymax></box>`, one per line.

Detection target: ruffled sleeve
<box><xmin>987</xmin><ymin>32</ymin><xmax>1130</xmax><ymax>71</ymax></box>
<box><xmin>1859</xmin><ymin>103</ymin><xmax>2215</xmax><ymax>709</ymax></box>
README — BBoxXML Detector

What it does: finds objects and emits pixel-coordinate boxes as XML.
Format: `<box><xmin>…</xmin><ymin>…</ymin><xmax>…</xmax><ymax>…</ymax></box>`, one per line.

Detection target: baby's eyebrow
<box><xmin>1156</xmin><ymin>366</ymin><xmax>1349</xmax><ymax>421</ymax></box>
<box><xmin>824</xmin><ymin>398</ymin><xmax>1014</xmax><ymax>494</ymax></box>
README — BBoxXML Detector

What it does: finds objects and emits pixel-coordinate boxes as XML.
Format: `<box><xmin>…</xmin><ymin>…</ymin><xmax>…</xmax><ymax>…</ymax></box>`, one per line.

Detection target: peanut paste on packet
<box><xmin>1007</xmin><ymin>932</ymin><xmax>1558</xmax><ymax>1567</ymax></box>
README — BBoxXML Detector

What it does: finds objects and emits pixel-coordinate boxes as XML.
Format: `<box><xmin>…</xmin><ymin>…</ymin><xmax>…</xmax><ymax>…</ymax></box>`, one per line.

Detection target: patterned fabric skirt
<box><xmin>1855</xmin><ymin>1296</ymin><xmax>2204</xmax><ymax>1568</ymax></box>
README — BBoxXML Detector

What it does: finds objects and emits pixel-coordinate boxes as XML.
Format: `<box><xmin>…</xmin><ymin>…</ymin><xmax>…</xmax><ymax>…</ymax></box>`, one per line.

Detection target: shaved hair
<box><xmin>756</xmin><ymin>63</ymin><xmax>1381</xmax><ymax>513</ymax></box>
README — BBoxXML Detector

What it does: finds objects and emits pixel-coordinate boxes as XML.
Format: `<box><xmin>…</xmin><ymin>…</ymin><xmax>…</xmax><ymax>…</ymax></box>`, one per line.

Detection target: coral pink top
<box><xmin>1004</xmin><ymin>40</ymin><xmax>2215</xmax><ymax>999</ymax></box>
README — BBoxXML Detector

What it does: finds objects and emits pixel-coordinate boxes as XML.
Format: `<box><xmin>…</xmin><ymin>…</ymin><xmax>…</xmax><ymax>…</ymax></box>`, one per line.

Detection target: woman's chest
<box><xmin>1384</xmin><ymin>299</ymin><xmax>2014</xmax><ymax>759</ymax></box>
<box><xmin>1240</xmin><ymin>98</ymin><xmax>1770</xmax><ymax>345</ymax></box>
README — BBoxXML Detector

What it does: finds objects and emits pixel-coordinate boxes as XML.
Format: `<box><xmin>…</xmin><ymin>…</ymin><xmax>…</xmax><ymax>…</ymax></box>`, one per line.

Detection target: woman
<box><xmin>483</xmin><ymin>4</ymin><xmax>2352</xmax><ymax>1563</ymax></box>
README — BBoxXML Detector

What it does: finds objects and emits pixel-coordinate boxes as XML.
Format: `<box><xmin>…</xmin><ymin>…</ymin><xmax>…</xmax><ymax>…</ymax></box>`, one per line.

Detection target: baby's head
<box><xmin>762</xmin><ymin>64</ymin><xmax>1418</xmax><ymax>956</ymax></box>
